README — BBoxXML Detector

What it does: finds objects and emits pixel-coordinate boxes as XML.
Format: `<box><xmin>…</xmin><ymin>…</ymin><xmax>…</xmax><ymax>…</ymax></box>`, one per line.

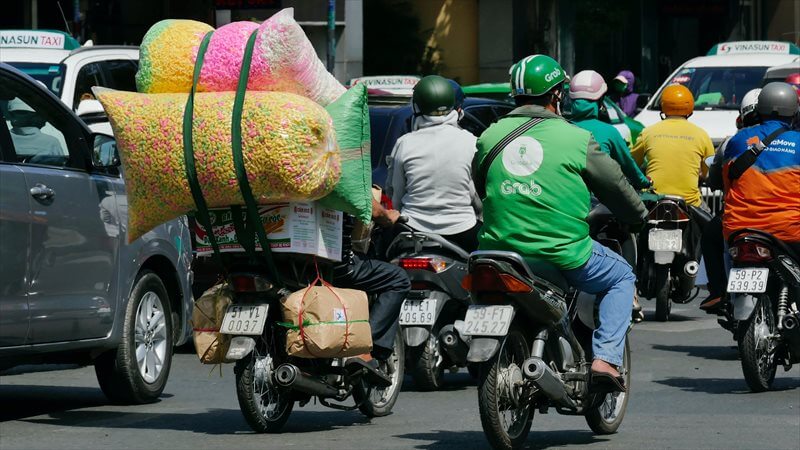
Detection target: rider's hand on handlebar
<box><xmin>375</xmin><ymin>208</ymin><xmax>401</xmax><ymax>228</ymax></box>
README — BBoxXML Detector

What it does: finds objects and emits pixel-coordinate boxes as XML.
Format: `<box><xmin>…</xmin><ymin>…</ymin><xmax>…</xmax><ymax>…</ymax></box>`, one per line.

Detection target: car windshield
<box><xmin>651</xmin><ymin>66</ymin><xmax>768</xmax><ymax>111</ymax></box>
<box><xmin>8</xmin><ymin>62</ymin><xmax>66</xmax><ymax>97</ymax></box>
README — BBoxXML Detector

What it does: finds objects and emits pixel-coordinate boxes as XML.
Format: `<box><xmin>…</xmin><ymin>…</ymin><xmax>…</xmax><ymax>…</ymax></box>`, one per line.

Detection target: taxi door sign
<box><xmin>0</xmin><ymin>30</ymin><xmax>80</xmax><ymax>50</ymax></box>
<box><xmin>707</xmin><ymin>41</ymin><xmax>800</xmax><ymax>55</ymax></box>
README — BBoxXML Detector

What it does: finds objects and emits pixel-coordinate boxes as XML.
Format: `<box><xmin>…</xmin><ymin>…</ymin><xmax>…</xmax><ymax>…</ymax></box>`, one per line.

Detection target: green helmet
<box><xmin>412</xmin><ymin>75</ymin><xmax>456</xmax><ymax>116</ymax></box>
<box><xmin>509</xmin><ymin>54</ymin><xmax>566</xmax><ymax>97</ymax></box>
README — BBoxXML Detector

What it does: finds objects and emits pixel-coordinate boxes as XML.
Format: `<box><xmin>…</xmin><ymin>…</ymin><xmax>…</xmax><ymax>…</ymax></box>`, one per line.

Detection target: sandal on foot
<box><xmin>590</xmin><ymin>371</ymin><xmax>627</xmax><ymax>393</ymax></box>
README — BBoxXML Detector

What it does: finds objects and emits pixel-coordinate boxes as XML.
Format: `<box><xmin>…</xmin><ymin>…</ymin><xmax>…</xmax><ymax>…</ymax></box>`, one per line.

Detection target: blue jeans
<box><xmin>562</xmin><ymin>241</ymin><xmax>634</xmax><ymax>367</ymax></box>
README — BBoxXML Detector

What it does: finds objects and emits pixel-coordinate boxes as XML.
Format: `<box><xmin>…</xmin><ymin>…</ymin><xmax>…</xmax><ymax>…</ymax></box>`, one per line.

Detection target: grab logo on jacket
<box><xmin>502</xmin><ymin>136</ymin><xmax>544</xmax><ymax>176</ymax></box>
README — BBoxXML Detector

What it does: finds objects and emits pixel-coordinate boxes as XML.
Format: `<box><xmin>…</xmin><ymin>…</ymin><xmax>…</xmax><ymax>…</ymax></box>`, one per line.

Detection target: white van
<box><xmin>635</xmin><ymin>41</ymin><xmax>800</xmax><ymax>146</ymax></box>
<box><xmin>0</xmin><ymin>29</ymin><xmax>139</xmax><ymax>134</ymax></box>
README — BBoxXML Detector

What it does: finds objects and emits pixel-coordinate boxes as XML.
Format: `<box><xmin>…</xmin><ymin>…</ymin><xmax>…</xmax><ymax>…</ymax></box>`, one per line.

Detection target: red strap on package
<box><xmin>297</xmin><ymin>258</ymin><xmax>350</xmax><ymax>357</ymax></box>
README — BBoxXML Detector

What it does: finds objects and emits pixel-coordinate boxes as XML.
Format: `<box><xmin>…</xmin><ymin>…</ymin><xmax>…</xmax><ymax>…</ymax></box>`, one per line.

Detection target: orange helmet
<box><xmin>660</xmin><ymin>84</ymin><xmax>694</xmax><ymax>117</ymax></box>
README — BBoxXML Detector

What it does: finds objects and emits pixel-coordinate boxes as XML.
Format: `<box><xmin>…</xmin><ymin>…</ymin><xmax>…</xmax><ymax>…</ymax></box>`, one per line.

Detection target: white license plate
<box><xmin>649</xmin><ymin>229</ymin><xmax>682</xmax><ymax>252</ymax></box>
<box><xmin>462</xmin><ymin>305</ymin><xmax>514</xmax><ymax>336</ymax></box>
<box><xmin>727</xmin><ymin>268</ymin><xmax>769</xmax><ymax>293</ymax></box>
<box><xmin>399</xmin><ymin>299</ymin><xmax>437</xmax><ymax>325</ymax></box>
<box><xmin>219</xmin><ymin>304</ymin><xmax>269</xmax><ymax>335</ymax></box>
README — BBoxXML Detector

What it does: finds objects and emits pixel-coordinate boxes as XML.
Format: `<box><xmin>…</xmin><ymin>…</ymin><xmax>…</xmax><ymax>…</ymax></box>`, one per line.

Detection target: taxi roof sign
<box><xmin>707</xmin><ymin>41</ymin><xmax>800</xmax><ymax>56</ymax></box>
<box><xmin>349</xmin><ymin>75</ymin><xmax>420</xmax><ymax>95</ymax></box>
<box><xmin>0</xmin><ymin>30</ymin><xmax>79</xmax><ymax>51</ymax></box>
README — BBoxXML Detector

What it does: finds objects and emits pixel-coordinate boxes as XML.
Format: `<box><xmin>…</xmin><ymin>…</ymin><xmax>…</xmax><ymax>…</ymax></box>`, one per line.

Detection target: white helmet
<box><xmin>740</xmin><ymin>88</ymin><xmax>761</xmax><ymax>117</ymax></box>
<box><xmin>569</xmin><ymin>70</ymin><xmax>608</xmax><ymax>101</ymax></box>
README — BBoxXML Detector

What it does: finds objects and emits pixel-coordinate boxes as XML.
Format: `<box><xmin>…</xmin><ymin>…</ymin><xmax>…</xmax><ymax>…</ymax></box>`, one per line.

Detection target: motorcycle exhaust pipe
<box><xmin>684</xmin><ymin>260</ymin><xmax>699</xmax><ymax>277</ymax></box>
<box><xmin>440</xmin><ymin>325</ymin><xmax>468</xmax><ymax>365</ymax></box>
<box><xmin>521</xmin><ymin>357</ymin><xmax>576</xmax><ymax>409</ymax></box>
<box><xmin>274</xmin><ymin>363</ymin><xmax>339</xmax><ymax>397</ymax></box>
<box><xmin>780</xmin><ymin>312</ymin><xmax>800</xmax><ymax>351</ymax></box>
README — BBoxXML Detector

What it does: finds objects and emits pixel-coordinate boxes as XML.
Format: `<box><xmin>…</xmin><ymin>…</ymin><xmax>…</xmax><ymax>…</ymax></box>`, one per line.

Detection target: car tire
<box><xmin>95</xmin><ymin>270</ymin><xmax>174</xmax><ymax>404</ymax></box>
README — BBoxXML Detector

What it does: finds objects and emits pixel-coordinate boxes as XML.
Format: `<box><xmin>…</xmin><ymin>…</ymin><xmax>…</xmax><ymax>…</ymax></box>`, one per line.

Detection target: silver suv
<box><xmin>0</xmin><ymin>63</ymin><xmax>193</xmax><ymax>404</ymax></box>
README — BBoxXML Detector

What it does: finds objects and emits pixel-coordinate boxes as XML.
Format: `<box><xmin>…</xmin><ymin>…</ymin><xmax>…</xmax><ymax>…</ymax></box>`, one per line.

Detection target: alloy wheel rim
<box><xmin>134</xmin><ymin>291</ymin><xmax>168</xmax><ymax>384</ymax></box>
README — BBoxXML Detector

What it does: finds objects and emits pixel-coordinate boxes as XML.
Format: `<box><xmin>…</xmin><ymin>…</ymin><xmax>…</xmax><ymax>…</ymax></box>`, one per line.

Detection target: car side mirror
<box><xmin>76</xmin><ymin>99</ymin><xmax>107</xmax><ymax>121</ymax></box>
<box><xmin>92</xmin><ymin>133</ymin><xmax>120</xmax><ymax>168</ymax></box>
<box><xmin>635</xmin><ymin>93</ymin><xmax>651</xmax><ymax>113</ymax></box>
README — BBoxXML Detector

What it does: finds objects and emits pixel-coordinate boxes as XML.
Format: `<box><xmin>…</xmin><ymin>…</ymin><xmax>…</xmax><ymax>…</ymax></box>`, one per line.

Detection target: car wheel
<box><xmin>95</xmin><ymin>270</ymin><xmax>174</xmax><ymax>404</ymax></box>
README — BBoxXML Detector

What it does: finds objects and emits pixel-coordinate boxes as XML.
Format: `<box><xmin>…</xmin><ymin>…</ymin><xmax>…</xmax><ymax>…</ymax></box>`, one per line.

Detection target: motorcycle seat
<box><xmin>522</xmin><ymin>257</ymin><xmax>570</xmax><ymax>293</ymax></box>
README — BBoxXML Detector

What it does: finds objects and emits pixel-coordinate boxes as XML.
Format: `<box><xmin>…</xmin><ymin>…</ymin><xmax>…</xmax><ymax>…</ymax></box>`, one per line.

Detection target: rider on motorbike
<box><xmin>700</xmin><ymin>88</ymin><xmax>762</xmax><ymax>312</ymax></box>
<box><xmin>335</xmin><ymin>198</ymin><xmax>411</xmax><ymax>379</ymax></box>
<box><xmin>386</xmin><ymin>75</ymin><xmax>481</xmax><ymax>252</ymax></box>
<box><xmin>475</xmin><ymin>54</ymin><xmax>646</xmax><ymax>391</ymax></box>
<box><xmin>631</xmin><ymin>84</ymin><xmax>716</xmax><ymax>209</ymax></box>
<box><xmin>569</xmin><ymin>70</ymin><xmax>651</xmax><ymax>190</ymax></box>
<box><xmin>722</xmin><ymin>82</ymin><xmax>800</xmax><ymax>253</ymax></box>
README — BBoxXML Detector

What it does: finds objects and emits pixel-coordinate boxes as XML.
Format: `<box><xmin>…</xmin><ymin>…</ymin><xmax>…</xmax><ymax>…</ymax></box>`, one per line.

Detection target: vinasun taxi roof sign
<box><xmin>0</xmin><ymin>30</ymin><xmax>80</xmax><ymax>50</ymax></box>
<box><xmin>707</xmin><ymin>41</ymin><xmax>800</xmax><ymax>56</ymax></box>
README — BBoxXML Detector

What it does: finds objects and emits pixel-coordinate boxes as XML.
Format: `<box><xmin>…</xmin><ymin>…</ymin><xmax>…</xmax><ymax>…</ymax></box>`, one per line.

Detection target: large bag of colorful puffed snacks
<box><xmin>135</xmin><ymin>8</ymin><xmax>345</xmax><ymax>106</ymax></box>
<box><xmin>319</xmin><ymin>83</ymin><xmax>373</xmax><ymax>224</ymax></box>
<box><xmin>93</xmin><ymin>87</ymin><xmax>341</xmax><ymax>243</ymax></box>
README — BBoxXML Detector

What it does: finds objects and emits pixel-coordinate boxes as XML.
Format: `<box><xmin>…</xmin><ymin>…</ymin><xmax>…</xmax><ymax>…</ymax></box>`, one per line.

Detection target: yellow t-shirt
<box><xmin>631</xmin><ymin>118</ymin><xmax>715</xmax><ymax>206</ymax></box>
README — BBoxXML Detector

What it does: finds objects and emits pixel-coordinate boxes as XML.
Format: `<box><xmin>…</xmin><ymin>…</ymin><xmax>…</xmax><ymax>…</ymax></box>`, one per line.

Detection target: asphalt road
<box><xmin>2</xmin><ymin>297</ymin><xmax>799</xmax><ymax>450</ymax></box>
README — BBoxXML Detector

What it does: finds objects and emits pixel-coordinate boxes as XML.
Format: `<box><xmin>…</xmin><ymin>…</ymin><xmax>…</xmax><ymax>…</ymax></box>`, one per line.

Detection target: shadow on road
<box><xmin>402</xmin><ymin>372</ymin><xmax>476</xmax><ymax>393</ymax></box>
<box><xmin>651</xmin><ymin>344</ymin><xmax>740</xmax><ymax>361</ymax></box>
<box><xmin>16</xmin><ymin>405</ymin><xmax>370</xmax><ymax>435</ymax></box>
<box><xmin>0</xmin><ymin>385</ymin><xmax>121</xmax><ymax>422</ymax></box>
<box><xmin>654</xmin><ymin>376</ymin><xmax>800</xmax><ymax>394</ymax></box>
<box><xmin>640</xmin><ymin>310</ymin><xmax>696</xmax><ymax>322</ymax></box>
<box><xmin>394</xmin><ymin>429</ymin><xmax>608</xmax><ymax>449</ymax></box>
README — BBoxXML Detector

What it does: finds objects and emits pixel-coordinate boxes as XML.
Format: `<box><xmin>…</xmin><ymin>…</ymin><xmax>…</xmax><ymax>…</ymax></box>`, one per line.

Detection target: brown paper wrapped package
<box><xmin>192</xmin><ymin>283</ymin><xmax>233</xmax><ymax>364</ymax></box>
<box><xmin>282</xmin><ymin>285</ymin><xmax>372</xmax><ymax>358</ymax></box>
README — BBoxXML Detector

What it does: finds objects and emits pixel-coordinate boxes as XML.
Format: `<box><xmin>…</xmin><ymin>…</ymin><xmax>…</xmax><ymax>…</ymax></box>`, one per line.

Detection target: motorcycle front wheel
<box><xmin>235</xmin><ymin>336</ymin><xmax>293</xmax><ymax>433</ymax></box>
<box><xmin>354</xmin><ymin>327</ymin><xmax>405</xmax><ymax>417</ymax></box>
<box><xmin>654</xmin><ymin>266</ymin><xmax>672</xmax><ymax>322</ymax></box>
<box><xmin>738</xmin><ymin>296</ymin><xmax>778</xmax><ymax>392</ymax></box>
<box><xmin>585</xmin><ymin>341</ymin><xmax>631</xmax><ymax>434</ymax></box>
<box><xmin>478</xmin><ymin>326</ymin><xmax>533</xmax><ymax>450</ymax></box>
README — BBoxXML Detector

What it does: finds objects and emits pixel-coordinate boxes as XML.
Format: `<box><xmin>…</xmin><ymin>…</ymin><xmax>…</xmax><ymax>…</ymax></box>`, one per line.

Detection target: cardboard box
<box><xmin>193</xmin><ymin>202</ymin><xmax>343</xmax><ymax>262</ymax></box>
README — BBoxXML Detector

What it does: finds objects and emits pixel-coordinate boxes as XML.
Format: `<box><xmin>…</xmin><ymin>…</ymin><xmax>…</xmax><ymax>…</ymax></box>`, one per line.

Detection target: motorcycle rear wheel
<box><xmin>235</xmin><ymin>338</ymin><xmax>293</xmax><ymax>433</ymax></box>
<box><xmin>654</xmin><ymin>266</ymin><xmax>672</xmax><ymax>322</ymax></box>
<box><xmin>585</xmin><ymin>341</ymin><xmax>631</xmax><ymax>434</ymax></box>
<box><xmin>354</xmin><ymin>327</ymin><xmax>405</xmax><ymax>417</ymax></box>
<box><xmin>478</xmin><ymin>326</ymin><xmax>533</xmax><ymax>450</ymax></box>
<box><xmin>738</xmin><ymin>296</ymin><xmax>778</xmax><ymax>392</ymax></box>
<box><xmin>410</xmin><ymin>329</ymin><xmax>445</xmax><ymax>391</ymax></box>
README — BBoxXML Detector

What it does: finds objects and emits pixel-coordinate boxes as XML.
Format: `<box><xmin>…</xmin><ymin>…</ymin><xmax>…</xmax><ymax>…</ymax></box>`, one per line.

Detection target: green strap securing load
<box><xmin>183</xmin><ymin>31</ymin><xmax>223</xmax><ymax>265</ymax></box>
<box><xmin>229</xmin><ymin>30</ymin><xmax>282</xmax><ymax>285</ymax></box>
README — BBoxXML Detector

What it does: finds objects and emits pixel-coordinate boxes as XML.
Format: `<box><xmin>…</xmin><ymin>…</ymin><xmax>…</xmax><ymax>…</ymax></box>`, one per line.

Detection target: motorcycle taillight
<box><xmin>230</xmin><ymin>274</ymin><xmax>272</xmax><ymax>293</ymax></box>
<box><xmin>729</xmin><ymin>242</ymin><xmax>773</xmax><ymax>263</ymax></box>
<box><xmin>399</xmin><ymin>257</ymin><xmax>447</xmax><ymax>272</ymax></box>
<box><xmin>462</xmin><ymin>265</ymin><xmax>532</xmax><ymax>293</ymax></box>
<box><xmin>648</xmin><ymin>202</ymin><xmax>689</xmax><ymax>222</ymax></box>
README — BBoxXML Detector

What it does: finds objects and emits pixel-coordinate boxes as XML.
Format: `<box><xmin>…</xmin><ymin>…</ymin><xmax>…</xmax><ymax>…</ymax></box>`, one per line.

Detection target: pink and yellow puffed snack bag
<box><xmin>94</xmin><ymin>87</ymin><xmax>341</xmax><ymax>243</ymax></box>
<box><xmin>134</xmin><ymin>9</ymin><xmax>345</xmax><ymax>106</ymax></box>
<box><xmin>135</xmin><ymin>19</ymin><xmax>213</xmax><ymax>94</ymax></box>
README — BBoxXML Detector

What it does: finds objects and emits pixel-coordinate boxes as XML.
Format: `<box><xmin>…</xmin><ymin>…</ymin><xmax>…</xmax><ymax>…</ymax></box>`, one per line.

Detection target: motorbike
<box><xmin>386</xmin><ymin>220</ymin><xmax>473</xmax><ymax>390</ymax></box>
<box><xmin>637</xmin><ymin>194</ymin><xmax>709</xmax><ymax>321</ymax></box>
<box><xmin>719</xmin><ymin>229</ymin><xmax>800</xmax><ymax>392</ymax></box>
<box><xmin>217</xmin><ymin>255</ymin><xmax>405</xmax><ymax>432</ymax></box>
<box><xmin>461</xmin><ymin>250</ymin><xmax>631</xmax><ymax>450</ymax></box>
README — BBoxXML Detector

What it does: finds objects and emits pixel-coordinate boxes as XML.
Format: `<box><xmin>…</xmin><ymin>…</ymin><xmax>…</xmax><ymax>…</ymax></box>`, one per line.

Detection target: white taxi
<box><xmin>0</xmin><ymin>29</ymin><xmax>138</xmax><ymax>134</ymax></box>
<box><xmin>635</xmin><ymin>41</ymin><xmax>800</xmax><ymax>146</ymax></box>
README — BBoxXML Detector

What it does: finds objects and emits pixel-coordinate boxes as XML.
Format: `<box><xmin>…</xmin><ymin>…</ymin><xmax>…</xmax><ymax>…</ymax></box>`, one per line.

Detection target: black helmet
<box><xmin>412</xmin><ymin>75</ymin><xmax>455</xmax><ymax>116</ymax></box>
<box><xmin>756</xmin><ymin>82</ymin><xmax>799</xmax><ymax>119</ymax></box>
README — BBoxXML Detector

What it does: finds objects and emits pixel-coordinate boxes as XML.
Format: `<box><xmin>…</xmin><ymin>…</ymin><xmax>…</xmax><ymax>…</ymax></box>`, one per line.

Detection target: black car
<box><xmin>369</xmin><ymin>96</ymin><xmax>514</xmax><ymax>188</ymax></box>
